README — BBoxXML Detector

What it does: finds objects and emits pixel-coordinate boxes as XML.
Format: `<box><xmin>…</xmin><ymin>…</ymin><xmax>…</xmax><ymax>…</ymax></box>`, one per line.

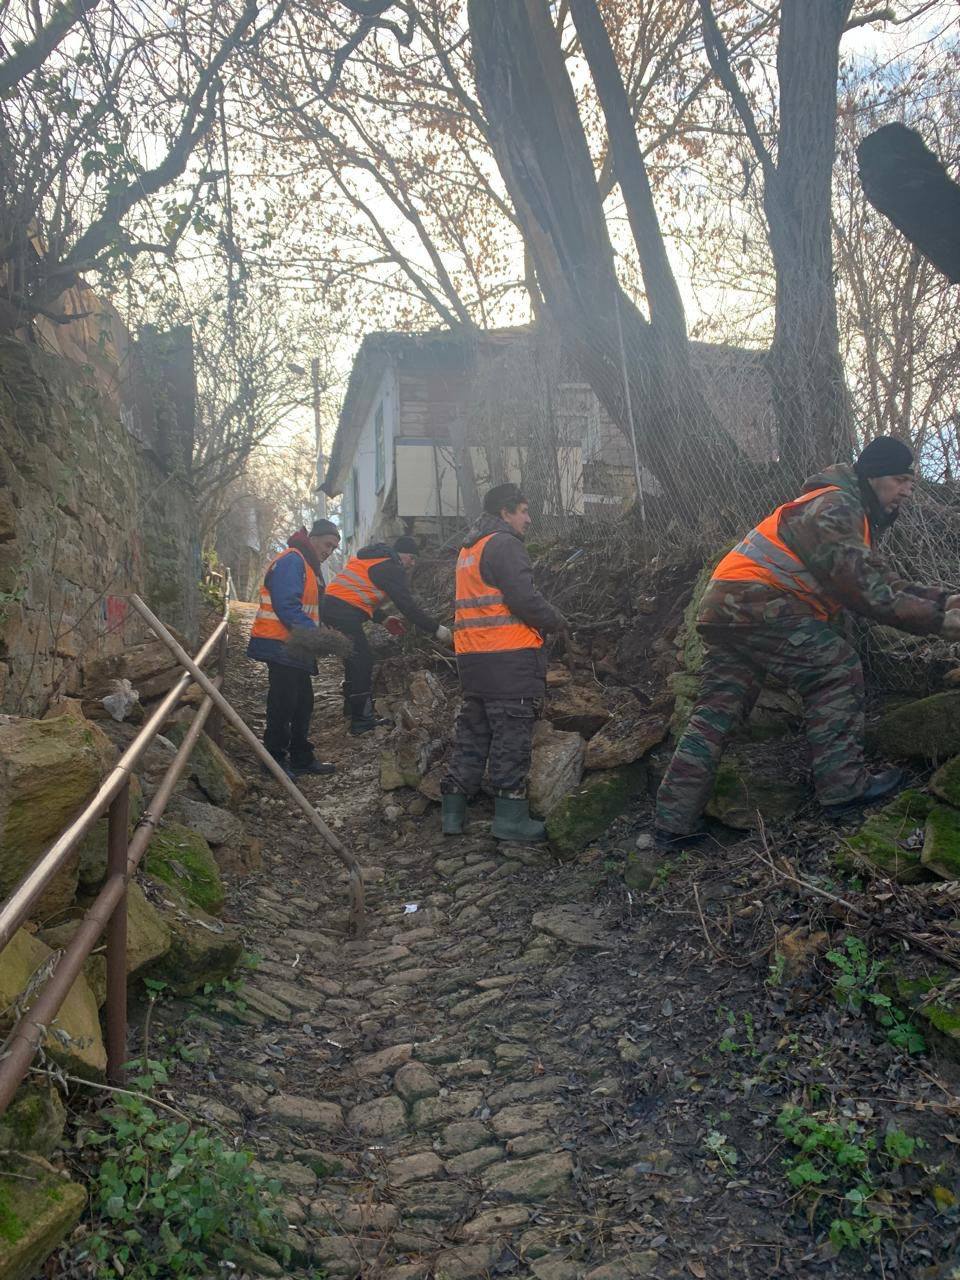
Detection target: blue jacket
<box><xmin>246</xmin><ymin>550</ymin><xmax>320</xmax><ymax>671</ymax></box>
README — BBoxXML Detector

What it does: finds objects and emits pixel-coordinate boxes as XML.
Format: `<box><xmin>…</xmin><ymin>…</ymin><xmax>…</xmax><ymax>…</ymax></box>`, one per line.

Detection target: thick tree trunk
<box><xmin>468</xmin><ymin>0</ymin><xmax>742</xmax><ymax>522</ymax></box>
<box><xmin>767</xmin><ymin>0</ymin><xmax>854</xmax><ymax>483</ymax></box>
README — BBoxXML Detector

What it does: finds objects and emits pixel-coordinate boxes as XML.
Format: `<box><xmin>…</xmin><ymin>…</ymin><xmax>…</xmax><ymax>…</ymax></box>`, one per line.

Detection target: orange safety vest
<box><xmin>711</xmin><ymin>485</ymin><xmax>872</xmax><ymax>621</ymax></box>
<box><xmin>453</xmin><ymin>533</ymin><xmax>544</xmax><ymax>655</ymax></box>
<box><xmin>250</xmin><ymin>548</ymin><xmax>320</xmax><ymax>640</ymax></box>
<box><xmin>325</xmin><ymin>555</ymin><xmax>391</xmax><ymax>618</ymax></box>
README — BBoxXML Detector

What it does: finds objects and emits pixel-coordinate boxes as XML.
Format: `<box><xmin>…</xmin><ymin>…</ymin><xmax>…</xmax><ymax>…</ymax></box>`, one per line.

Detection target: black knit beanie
<box><xmin>393</xmin><ymin>536</ymin><xmax>419</xmax><ymax>555</ymax></box>
<box><xmin>855</xmin><ymin>436</ymin><xmax>914</xmax><ymax>479</ymax></box>
<box><xmin>310</xmin><ymin>518</ymin><xmax>340</xmax><ymax>538</ymax></box>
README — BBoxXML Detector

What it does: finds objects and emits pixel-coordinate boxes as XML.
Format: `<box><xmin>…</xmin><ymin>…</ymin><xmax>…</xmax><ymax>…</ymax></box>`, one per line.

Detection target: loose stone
<box><xmin>444</xmin><ymin>1145</ymin><xmax>504</xmax><ymax>1175</ymax></box>
<box><xmin>394</xmin><ymin>1061</ymin><xmax>440</xmax><ymax>1103</ymax></box>
<box><xmin>386</xmin><ymin>1151</ymin><xmax>445</xmax><ymax>1185</ymax></box>
<box><xmin>439</xmin><ymin>1120</ymin><xmax>492</xmax><ymax>1154</ymax></box>
<box><xmin>433</xmin><ymin>1244</ymin><xmax>496</xmax><ymax>1280</ymax></box>
<box><xmin>481</xmin><ymin>1151</ymin><xmax>574</xmax><ymax>1201</ymax></box>
<box><xmin>459</xmin><ymin>1204</ymin><xmax>530</xmax><ymax>1239</ymax></box>
<box><xmin>261</xmin><ymin>1098</ymin><xmax>339</xmax><ymax>1138</ymax></box>
<box><xmin>348</xmin><ymin>1095</ymin><xmax>408</xmax><ymax>1138</ymax></box>
<box><xmin>411</xmin><ymin>1090</ymin><xmax>482</xmax><ymax>1129</ymax></box>
<box><xmin>353</xmin><ymin>1042</ymin><xmax>414</xmax><ymax>1077</ymax></box>
<box><xmin>490</xmin><ymin>1103</ymin><xmax>558</xmax><ymax>1138</ymax></box>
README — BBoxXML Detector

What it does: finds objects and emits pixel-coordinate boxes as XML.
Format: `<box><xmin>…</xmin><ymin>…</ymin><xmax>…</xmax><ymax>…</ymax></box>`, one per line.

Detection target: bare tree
<box><xmin>0</xmin><ymin>0</ymin><xmax>283</xmax><ymax>325</ymax></box>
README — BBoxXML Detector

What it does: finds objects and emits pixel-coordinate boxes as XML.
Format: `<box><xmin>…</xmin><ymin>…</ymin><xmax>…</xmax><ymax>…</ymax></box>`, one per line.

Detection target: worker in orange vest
<box><xmin>655</xmin><ymin>437</ymin><xmax>960</xmax><ymax>849</ymax></box>
<box><xmin>322</xmin><ymin>535</ymin><xmax>451</xmax><ymax>735</ymax></box>
<box><xmin>247</xmin><ymin>520</ymin><xmax>341</xmax><ymax>778</ymax></box>
<box><xmin>441</xmin><ymin>484</ymin><xmax>567</xmax><ymax>842</ymax></box>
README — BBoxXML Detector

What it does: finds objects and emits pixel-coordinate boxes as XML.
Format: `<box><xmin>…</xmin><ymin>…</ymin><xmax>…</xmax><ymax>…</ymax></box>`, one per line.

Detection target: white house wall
<box><xmin>342</xmin><ymin>365</ymin><xmax>398</xmax><ymax>553</ymax></box>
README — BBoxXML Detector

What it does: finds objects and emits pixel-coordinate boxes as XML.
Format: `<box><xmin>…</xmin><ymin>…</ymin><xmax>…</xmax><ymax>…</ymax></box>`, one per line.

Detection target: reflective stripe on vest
<box><xmin>453</xmin><ymin>533</ymin><xmax>544</xmax><ymax>655</ymax></box>
<box><xmin>325</xmin><ymin>556</ymin><xmax>391</xmax><ymax>618</ymax></box>
<box><xmin>250</xmin><ymin>548</ymin><xmax>320</xmax><ymax>641</ymax></box>
<box><xmin>711</xmin><ymin>486</ymin><xmax>871</xmax><ymax>620</ymax></box>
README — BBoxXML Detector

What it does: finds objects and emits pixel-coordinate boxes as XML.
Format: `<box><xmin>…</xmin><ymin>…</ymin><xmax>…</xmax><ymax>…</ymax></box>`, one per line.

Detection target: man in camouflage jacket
<box><xmin>655</xmin><ymin>436</ymin><xmax>960</xmax><ymax>846</ymax></box>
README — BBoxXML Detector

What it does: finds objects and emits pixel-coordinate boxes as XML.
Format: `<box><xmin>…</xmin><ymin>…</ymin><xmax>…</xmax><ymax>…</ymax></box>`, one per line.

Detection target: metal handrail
<box><xmin>0</xmin><ymin>581</ymin><xmax>232</xmax><ymax>1112</ymax></box>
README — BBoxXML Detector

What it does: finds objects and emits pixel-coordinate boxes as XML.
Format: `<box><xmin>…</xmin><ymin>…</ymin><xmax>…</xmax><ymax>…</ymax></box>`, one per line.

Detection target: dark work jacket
<box><xmin>320</xmin><ymin>543</ymin><xmax>438</xmax><ymax>635</ymax></box>
<box><xmin>455</xmin><ymin>515</ymin><xmax>565</xmax><ymax>700</ymax></box>
<box><xmin>246</xmin><ymin>530</ymin><xmax>326</xmax><ymax>672</ymax></box>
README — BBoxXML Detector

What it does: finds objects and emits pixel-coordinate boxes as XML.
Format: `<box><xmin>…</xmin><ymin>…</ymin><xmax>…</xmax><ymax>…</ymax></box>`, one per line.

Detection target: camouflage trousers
<box><xmin>655</xmin><ymin>619</ymin><xmax>867</xmax><ymax>834</ymax></box>
<box><xmin>441</xmin><ymin>696</ymin><xmax>538</xmax><ymax>800</ymax></box>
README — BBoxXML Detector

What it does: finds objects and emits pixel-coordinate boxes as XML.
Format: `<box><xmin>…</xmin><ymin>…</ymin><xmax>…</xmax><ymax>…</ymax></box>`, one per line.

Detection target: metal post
<box><xmin>105</xmin><ymin>782</ymin><xmax>130</xmax><ymax>1085</ymax></box>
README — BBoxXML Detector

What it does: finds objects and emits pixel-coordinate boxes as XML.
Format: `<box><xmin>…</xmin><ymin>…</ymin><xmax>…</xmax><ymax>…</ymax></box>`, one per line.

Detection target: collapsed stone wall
<box><xmin>0</xmin><ymin>336</ymin><xmax>198</xmax><ymax>714</ymax></box>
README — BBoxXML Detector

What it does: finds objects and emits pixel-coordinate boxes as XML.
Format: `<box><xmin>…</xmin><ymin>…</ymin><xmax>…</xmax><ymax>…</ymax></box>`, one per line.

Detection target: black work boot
<box><xmin>822</xmin><ymin>767</ymin><xmax>905</xmax><ymax>816</ymax></box>
<box><xmin>441</xmin><ymin>793</ymin><xmax>467</xmax><ymax>835</ymax></box>
<box><xmin>291</xmin><ymin>760</ymin><xmax>336</xmax><ymax>777</ymax></box>
<box><xmin>349</xmin><ymin>695</ymin><xmax>389</xmax><ymax>736</ymax></box>
<box><xmin>491</xmin><ymin>796</ymin><xmax>547</xmax><ymax>842</ymax></box>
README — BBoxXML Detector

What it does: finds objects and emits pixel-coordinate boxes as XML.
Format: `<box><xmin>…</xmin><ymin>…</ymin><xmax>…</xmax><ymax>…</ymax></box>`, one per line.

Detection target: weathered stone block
<box><xmin>165</xmin><ymin>724</ymin><xmax>246</xmax><ymax>808</ymax></box>
<box><xmin>870</xmin><ymin>692</ymin><xmax>960</xmax><ymax>763</ymax></box>
<box><xmin>0</xmin><ymin>714</ymin><xmax>110</xmax><ymax>920</ymax></box>
<box><xmin>528</xmin><ymin>722</ymin><xmax>585</xmax><ymax>819</ymax></box>
<box><xmin>922</xmin><ymin>805</ymin><xmax>960</xmax><ymax>880</ymax></box>
<box><xmin>0</xmin><ymin>1169</ymin><xmax>86</xmax><ymax>1280</ymax></box>
<box><xmin>545</xmin><ymin>764</ymin><xmax>647</xmax><ymax>855</ymax></box>
<box><xmin>0</xmin><ymin>1084</ymin><xmax>65</xmax><ymax>1157</ymax></box>
<box><xmin>840</xmin><ymin>790</ymin><xmax>933</xmax><ymax>884</ymax></box>
<box><xmin>704</xmin><ymin>745</ymin><xmax>807</xmax><ymax>830</ymax></box>
<box><xmin>145</xmin><ymin>820</ymin><xmax>224</xmax><ymax>914</ymax></box>
<box><xmin>40</xmin><ymin>881</ymin><xmax>171</xmax><ymax>1006</ymax></box>
<box><xmin>142</xmin><ymin>874</ymin><xmax>241</xmax><ymax>995</ymax></box>
<box><xmin>0</xmin><ymin>929</ymin><xmax>105</xmax><ymax>1078</ymax></box>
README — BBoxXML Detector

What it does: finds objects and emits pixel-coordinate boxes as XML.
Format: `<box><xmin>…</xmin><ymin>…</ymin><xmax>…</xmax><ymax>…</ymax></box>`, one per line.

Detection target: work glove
<box><xmin>384</xmin><ymin>616</ymin><xmax>406</xmax><ymax>637</ymax></box>
<box><xmin>942</xmin><ymin>610</ymin><xmax>960</xmax><ymax>642</ymax></box>
<box><xmin>435</xmin><ymin>624</ymin><xmax>453</xmax><ymax>646</ymax></box>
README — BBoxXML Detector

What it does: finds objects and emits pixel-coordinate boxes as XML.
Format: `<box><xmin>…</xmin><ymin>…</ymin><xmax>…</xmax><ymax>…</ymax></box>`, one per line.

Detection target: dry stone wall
<box><xmin>0</xmin><ymin>336</ymin><xmax>198</xmax><ymax>714</ymax></box>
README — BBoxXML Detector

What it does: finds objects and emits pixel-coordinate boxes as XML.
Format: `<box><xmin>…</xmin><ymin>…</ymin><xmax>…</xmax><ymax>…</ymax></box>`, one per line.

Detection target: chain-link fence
<box><xmin>428</xmin><ymin>321</ymin><xmax>960</xmax><ymax>694</ymax></box>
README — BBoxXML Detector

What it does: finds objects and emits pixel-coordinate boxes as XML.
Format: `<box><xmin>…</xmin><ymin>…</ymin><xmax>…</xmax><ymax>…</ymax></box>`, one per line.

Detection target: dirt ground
<box><xmin>104</xmin><ymin>605</ymin><xmax>960</xmax><ymax>1279</ymax></box>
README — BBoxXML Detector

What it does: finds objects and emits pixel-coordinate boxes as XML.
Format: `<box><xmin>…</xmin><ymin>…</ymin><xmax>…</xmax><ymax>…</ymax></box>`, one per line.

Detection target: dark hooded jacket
<box><xmin>454</xmin><ymin>514</ymin><xmax>566</xmax><ymax>699</ymax></box>
<box><xmin>321</xmin><ymin>543</ymin><xmax>438</xmax><ymax>635</ymax></box>
<box><xmin>698</xmin><ymin>463</ymin><xmax>947</xmax><ymax>635</ymax></box>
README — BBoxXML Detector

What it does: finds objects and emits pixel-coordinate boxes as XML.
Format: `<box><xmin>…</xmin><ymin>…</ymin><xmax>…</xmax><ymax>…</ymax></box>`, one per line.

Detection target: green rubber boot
<box><xmin>491</xmin><ymin>796</ymin><xmax>547</xmax><ymax>843</ymax></box>
<box><xmin>441</xmin><ymin>793</ymin><xmax>467</xmax><ymax>835</ymax></box>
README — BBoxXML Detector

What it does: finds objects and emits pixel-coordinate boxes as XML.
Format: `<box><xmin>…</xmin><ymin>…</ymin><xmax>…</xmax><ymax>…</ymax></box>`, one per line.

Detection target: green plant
<box><xmin>703</xmin><ymin>1129</ymin><xmax>738</xmax><ymax>1171</ymax></box>
<box><xmin>825</xmin><ymin>936</ymin><xmax>926</xmax><ymax>1054</ymax></box>
<box><xmin>717</xmin><ymin>1008</ymin><xmax>757</xmax><ymax>1055</ymax></box>
<box><xmin>75</xmin><ymin>1060</ymin><xmax>289</xmax><ymax>1277</ymax></box>
<box><xmin>776</xmin><ymin>1106</ymin><xmax>924</xmax><ymax>1251</ymax></box>
<box><xmin>767</xmin><ymin>951</ymin><xmax>787</xmax><ymax>987</ymax></box>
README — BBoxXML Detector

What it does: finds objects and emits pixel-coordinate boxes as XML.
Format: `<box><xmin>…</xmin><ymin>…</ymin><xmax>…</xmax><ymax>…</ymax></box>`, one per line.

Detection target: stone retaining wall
<box><xmin>0</xmin><ymin>336</ymin><xmax>198</xmax><ymax>714</ymax></box>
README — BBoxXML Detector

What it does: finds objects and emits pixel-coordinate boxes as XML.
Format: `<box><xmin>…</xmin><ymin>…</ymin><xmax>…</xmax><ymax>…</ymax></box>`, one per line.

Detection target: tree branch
<box><xmin>698</xmin><ymin>0</ymin><xmax>778</xmax><ymax>194</ymax></box>
<box><xmin>0</xmin><ymin>0</ymin><xmax>101</xmax><ymax>98</ymax></box>
<box><xmin>568</xmin><ymin>0</ymin><xmax>686</xmax><ymax>339</ymax></box>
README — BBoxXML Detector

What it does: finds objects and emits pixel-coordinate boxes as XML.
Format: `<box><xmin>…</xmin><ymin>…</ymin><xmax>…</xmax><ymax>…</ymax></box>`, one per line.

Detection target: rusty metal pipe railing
<box><xmin>128</xmin><ymin>593</ymin><xmax>366</xmax><ymax>935</ymax></box>
<box><xmin>0</xmin><ymin>619</ymin><xmax>227</xmax><ymax>953</ymax></box>
<box><xmin>0</xmin><ymin>688</ymin><xmax>218</xmax><ymax>1111</ymax></box>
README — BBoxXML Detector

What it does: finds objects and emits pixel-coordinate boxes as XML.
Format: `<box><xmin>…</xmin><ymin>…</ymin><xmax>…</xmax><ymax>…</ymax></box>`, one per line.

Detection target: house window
<box><xmin>374</xmin><ymin>405</ymin><xmax>385</xmax><ymax>494</ymax></box>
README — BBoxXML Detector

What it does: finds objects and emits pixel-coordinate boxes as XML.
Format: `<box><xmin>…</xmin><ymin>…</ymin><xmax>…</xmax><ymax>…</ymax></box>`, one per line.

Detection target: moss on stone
<box><xmin>930</xmin><ymin>754</ymin><xmax>960</xmax><ymax>808</ymax></box>
<box><xmin>165</xmin><ymin>725</ymin><xmax>246</xmax><ymax>808</ymax></box>
<box><xmin>869</xmin><ymin>691</ymin><xmax>960</xmax><ymax>763</ymax></box>
<box><xmin>545</xmin><ymin>764</ymin><xmax>647</xmax><ymax>856</ymax></box>
<box><xmin>840</xmin><ymin>791</ymin><xmax>933</xmax><ymax>884</ymax></box>
<box><xmin>703</xmin><ymin>746</ymin><xmax>808</xmax><ymax>830</ymax></box>
<box><xmin>145</xmin><ymin>820</ymin><xmax>224</xmax><ymax>914</ymax></box>
<box><xmin>890</xmin><ymin>971</ymin><xmax>960</xmax><ymax>1057</ymax></box>
<box><xmin>0</xmin><ymin>1169</ymin><xmax>85</xmax><ymax>1280</ymax></box>
<box><xmin>921</xmin><ymin>804</ymin><xmax>960</xmax><ymax>881</ymax></box>
<box><xmin>0</xmin><ymin>1085</ymin><xmax>65</xmax><ymax>1157</ymax></box>
<box><xmin>144</xmin><ymin>874</ymin><xmax>242</xmax><ymax>996</ymax></box>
